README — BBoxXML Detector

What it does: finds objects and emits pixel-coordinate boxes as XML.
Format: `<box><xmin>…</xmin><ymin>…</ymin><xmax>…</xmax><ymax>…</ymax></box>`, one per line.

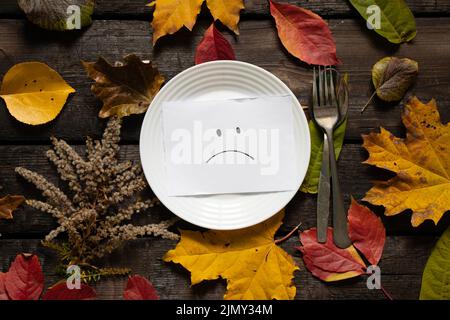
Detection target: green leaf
<box><xmin>348</xmin><ymin>0</ymin><xmax>416</xmax><ymax>44</ymax></box>
<box><xmin>300</xmin><ymin>119</ymin><xmax>347</xmax><ymax>194</ymax></box>
<box><xmin>420</xmin><ymin>227</ymin><xmax>450</xmax><ymax>300</ymax></box>
<box><xmin>17</xmin><ymin>0</ymin><xmax>94</xmax><ymax>31</ymax></box>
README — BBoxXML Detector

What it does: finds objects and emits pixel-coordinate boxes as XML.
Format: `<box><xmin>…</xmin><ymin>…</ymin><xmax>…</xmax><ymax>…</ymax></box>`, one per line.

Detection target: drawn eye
<box><xmin>236</xmin><ymin>127</ymin><xmax>241</xmax><ymax>134</ymax></box>
<box><xmin>216</xmin><ymin>129</ymin><xmax>222</xmax><ymax>137</ymax></box>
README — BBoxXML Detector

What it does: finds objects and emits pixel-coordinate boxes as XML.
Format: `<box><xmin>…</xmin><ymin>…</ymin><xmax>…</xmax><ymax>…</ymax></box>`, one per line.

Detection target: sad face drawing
<box><xmin>206</xmin><ymin>126</ymin><xmax>255</xmax><ymax>164</ymax></box>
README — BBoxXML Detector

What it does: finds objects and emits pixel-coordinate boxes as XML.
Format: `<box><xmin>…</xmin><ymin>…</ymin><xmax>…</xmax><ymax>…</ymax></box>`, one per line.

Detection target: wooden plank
<box><xmin>0</xmin><ymin>236</ymin><xmax>436</xmax><ymax>299</ymax></box>
<box><xmin>1</xmin><ymin>0</ymin><xmax>449</xmax><ymax>17</ymax></box>
<box><xmin>1</xmin><ymin>144</ymin><xmax>449</xmax><ymax>236</ymax></box>
<box><xmin>0</xmin><ymin>18</ymin><xmax>449</xmax><ymax>143</ymax></box>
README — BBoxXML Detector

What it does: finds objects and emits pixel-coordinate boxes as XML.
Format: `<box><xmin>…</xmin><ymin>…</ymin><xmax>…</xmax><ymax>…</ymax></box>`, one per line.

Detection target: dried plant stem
<box><xmin>275</xmin><ymin>223</ymin><xmax>302</xmax><ymax>244</ymax></box>
<box><xmin>361</xmin><ymin>91</ymin><xmax>378</xmax><ymax>114</ymax></box>
<box><xmin>380</xmin><ymin>284</ymin><xmax>394</xmax><ymax>300</ymax></box>
<box><xmin>17</xmin><ymin>117</ymin><xmax>179</xmax><ymax>280</ymax></box>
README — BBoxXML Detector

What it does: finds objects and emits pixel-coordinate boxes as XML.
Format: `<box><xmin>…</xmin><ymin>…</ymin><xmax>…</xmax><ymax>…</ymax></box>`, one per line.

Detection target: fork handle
<box><xmin>317</xmin><ymin>133</ymin><xmax>330</xmax><ymax>243</ymax></box>
<box><xmin>325</xmin><ymin>129</ymin><xmax>351</xmax><ymax>249</ymax></box>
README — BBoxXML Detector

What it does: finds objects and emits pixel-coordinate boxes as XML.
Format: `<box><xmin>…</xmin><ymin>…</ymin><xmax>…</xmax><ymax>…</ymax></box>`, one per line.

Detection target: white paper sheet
<box><xmin>162</xmin><ymin>96</ymin><xmax>299</xmax><ymax>196</ymax></box>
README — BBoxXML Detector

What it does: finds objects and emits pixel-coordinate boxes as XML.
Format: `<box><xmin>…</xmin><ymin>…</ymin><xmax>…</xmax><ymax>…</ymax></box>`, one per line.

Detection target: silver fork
<box><xmin>311</xmin><ymin>66</ymin><xmax>351</xmax><ymax>249</ymax></box>
<box><xmin>314</xmin><ymin>69</ymin><xmax>349</xmax><ymax>244</ymax></box>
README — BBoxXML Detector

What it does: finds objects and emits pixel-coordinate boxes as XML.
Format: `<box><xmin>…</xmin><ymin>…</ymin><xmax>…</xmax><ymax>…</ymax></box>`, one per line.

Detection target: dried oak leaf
<box><xmin>298</xmin><ymin>200</ymin><xmax>386</xmax><ymax>282</ymax></box>
<box><xmin>363</xmin><ymin>97</ymin><xmax>450</xmax><ymax>227</ymax></box>
<box><xmin>82</xmin><ymin>55</ymin><xmax>165</xmax><ymax>118</ymax></box>
<box><xmin>195</xmin><ymin>23</ymin><xmax>236</xmax><ymax>65</ymax></box>
<box><xmin>269</xmin><ymin>0</ymin><xmax>339</xmax><ymax>66</ymax></box>
<box><xmin>42</xmin><ymin>281</ymin><xmax>96</xmax><ymax>300</ymax></box>
<box><xmin>372</xmin><ymin>57</ymin><xmax>418</xmax><ymax>102</ymax></box>
<box><xmin>5</xmin><ymin>254</ymin><xmax>44</xmax><ymax>300</ymax></box>
<box><xmin>123</xmin><ymin>275</ymin><xmax>159</xmax><ymax>300</ymax></box>
<box><xmin>164</xmin><ymin>211</ymin><xmax>298</xmax><ymax>300</ymax></box>
<box><xmin>0</xmin><ymin>195</ymin><xmax>25</xmax><ymax>220</ymax></box>
<box><xmin>0</xmin><ymin>62</ymin><xmax>75</xmax><ymax>125</ymax></box>
<box><xmin>17</xmin><ymin>0</ymin><xmax>94</xmax><ymax>31</ymax></box>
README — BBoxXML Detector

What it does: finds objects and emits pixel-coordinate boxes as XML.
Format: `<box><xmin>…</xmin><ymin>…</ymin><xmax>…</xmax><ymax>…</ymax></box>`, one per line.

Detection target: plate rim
<box><xmin>139</xmin><ymin>60</ymin><xmax>311</xmax><ymax>230</ymax></box>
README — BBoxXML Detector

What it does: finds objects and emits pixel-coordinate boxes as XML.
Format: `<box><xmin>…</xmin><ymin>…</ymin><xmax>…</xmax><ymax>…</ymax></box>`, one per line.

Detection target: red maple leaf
<box><xmin>123</xmin><ymin>275</ymin><xmax>159</xmax><ymax>300</ymax></box>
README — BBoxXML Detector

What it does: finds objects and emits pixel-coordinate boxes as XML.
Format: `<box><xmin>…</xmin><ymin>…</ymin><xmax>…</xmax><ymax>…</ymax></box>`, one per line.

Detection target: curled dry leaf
<box><xmin>420</xmin><ymin>226</ymin><xmax>450</xmax><ymax>300</ymax></box>
<box><xmin>0</xmin><ymin>195</ymin><xmax>25</xmax><ymax>220</ymax></box>
<box><xmin>205</xmin><ymin>0</ymin><xmax>244</xmax><ymax>35</ymax></box>
<box><xmin>269</xmin><ymin>0</ymin><xmax>339</xmax><ymax>66</ymax></box>
<box><xmin>123</xmin><ymin>275</ymin><xmax>159</xmax><ymax>300</ymax></box>
<box><xmin>0</xmin><ymin>62</ymin><xmax>75</xmax><ymax>125</ymax></box>
<box><xmin>17</xmin><ymin>0</ymin><xmax>94</xmax><ymax>31</ymax></box>
<box><xmin>5</xmin><ymin>254</ymin><xmax>44</xmax><ymax>300</ymax></box>
<box><xmin>349</xmin><ymin>0</ymin><xmax>416</xmax><ymax>44</ymax></box>
<box><xmin>363</xmin><ymin>97</ymin><xmax>450</xmax><ymax>227</ymax></box>
<box><xmin>298</xmin><ymin>199</ymin><xmax>386</xmax><ymax>282</ymax></box>
<box><xmin>82</xmin><ymin>55</ymin><xmax>165</xmax><ymax>118</ymax></box>
<box><xmin>164</xmin><ymin>211</ymin><xmax>298</xmax><ymax>300</ymax></box>
<box><xmin>348</xmin><ymin>198</ymin><xmax>385</xmax><ymax>265</ymax></box>
<box><xmin>42</xmin><ymin>281</ymin><xmax>97</xmax><ymax>300</ymax></box>
<box><xmin>195</xmin><ymin>24</ymin><xmax>236</xmax><ymax>65</ymax></box>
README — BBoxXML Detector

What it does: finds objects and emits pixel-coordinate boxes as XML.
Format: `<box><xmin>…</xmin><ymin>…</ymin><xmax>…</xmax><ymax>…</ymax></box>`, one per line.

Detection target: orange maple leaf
<box><xmin>362</xmin><ymin>97</ymin><xmax>450</xmax><ymax>226</ymax></box>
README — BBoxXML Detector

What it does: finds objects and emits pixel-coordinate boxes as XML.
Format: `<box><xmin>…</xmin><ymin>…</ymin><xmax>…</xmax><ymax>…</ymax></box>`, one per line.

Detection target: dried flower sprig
<box><xmin>16</xmin><ymin>117</ymin><xmax>178</xmax><ymax>276</ymax></box>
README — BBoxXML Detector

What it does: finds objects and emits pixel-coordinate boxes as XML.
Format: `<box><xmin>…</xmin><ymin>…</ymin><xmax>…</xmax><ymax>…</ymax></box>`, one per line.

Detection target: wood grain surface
<box><xmin>1</xmin><ymin>0</ymin><xmax>449</xmax><ymax>300</ymax></box>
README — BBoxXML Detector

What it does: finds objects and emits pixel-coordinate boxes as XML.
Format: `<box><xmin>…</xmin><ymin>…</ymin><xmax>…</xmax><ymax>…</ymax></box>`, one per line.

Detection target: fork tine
<box><xmin>318</xmin><ymin>66</ymin><xmax>324</xmax><ymax>106</ymax></box>
<box><xmin>329</xmin><ymin>67</ymin><xmax>337</xmax><ymax>106</ymax></box>
<box><xmin>312</xmin><ymin>67</ymin><xmax>318</xmax><ymax>108</ymax></box>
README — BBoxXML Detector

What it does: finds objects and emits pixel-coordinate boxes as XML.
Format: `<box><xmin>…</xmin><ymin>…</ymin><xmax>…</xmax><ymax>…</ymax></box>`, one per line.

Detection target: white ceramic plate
<box><xmin>140</xmin><ymin>61</ymin><xmax>310</xmax><ymax>230</ymax></box>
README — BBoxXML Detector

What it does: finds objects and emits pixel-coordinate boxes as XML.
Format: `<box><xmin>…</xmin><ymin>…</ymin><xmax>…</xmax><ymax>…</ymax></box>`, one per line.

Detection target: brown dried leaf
<box><xmin>372</xmin><ymin>57</ymin><xmax>418</xmax><ymax>102</ymax></box>
<box><xmin>0</xmin><ymin>195</ymin><xmax>25</xmax><ymax>220</ymax></box>
<box><xmin>82</xmin><ymin>54</ymin><xmax>165</xmax><ymax>118</ymax></box>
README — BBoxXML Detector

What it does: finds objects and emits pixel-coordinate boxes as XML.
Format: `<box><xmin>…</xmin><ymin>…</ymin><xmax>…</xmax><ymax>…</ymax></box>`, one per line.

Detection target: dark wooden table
<box><xmin>1</xmin><ymin>0</ymin><xmax>449</xmax><ymax>300</ymax></box>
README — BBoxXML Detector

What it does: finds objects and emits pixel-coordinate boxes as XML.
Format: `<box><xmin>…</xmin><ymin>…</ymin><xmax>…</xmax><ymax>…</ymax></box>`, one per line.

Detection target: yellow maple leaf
<box><xmin>205</xmin><ymin>0</ymin><xmax>244</xmax><ymax>34</ymax></box>
<box><xmin>164</xmin><ymin>211</ymin><xmax>298</xmax><ymax>300</ymax></box>
<box><xmin>150</xmin><ymin>0</ymin><xmax>204</xmax><ymax>44</ymax></box>
<box><xmin>150</xmin><ymin>0</ymin><xmax>244</xmax><ymax>44</ymax></box>
<box><xmin>0</xmin><ymin>62</ymin><xmax>75</xmax><ymax>125</ymax></box>
<box><xmin>363</xmin><ymin>97</ymin><xmax>450</xmax><ymax>226</ymax></box>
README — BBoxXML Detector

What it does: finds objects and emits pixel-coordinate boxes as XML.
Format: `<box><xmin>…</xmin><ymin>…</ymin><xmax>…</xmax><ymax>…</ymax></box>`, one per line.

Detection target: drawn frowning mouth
<box><xmin>206</xmin><ymin>150</ymin><xmax>255</xmax><ymax>163</ymax></box>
